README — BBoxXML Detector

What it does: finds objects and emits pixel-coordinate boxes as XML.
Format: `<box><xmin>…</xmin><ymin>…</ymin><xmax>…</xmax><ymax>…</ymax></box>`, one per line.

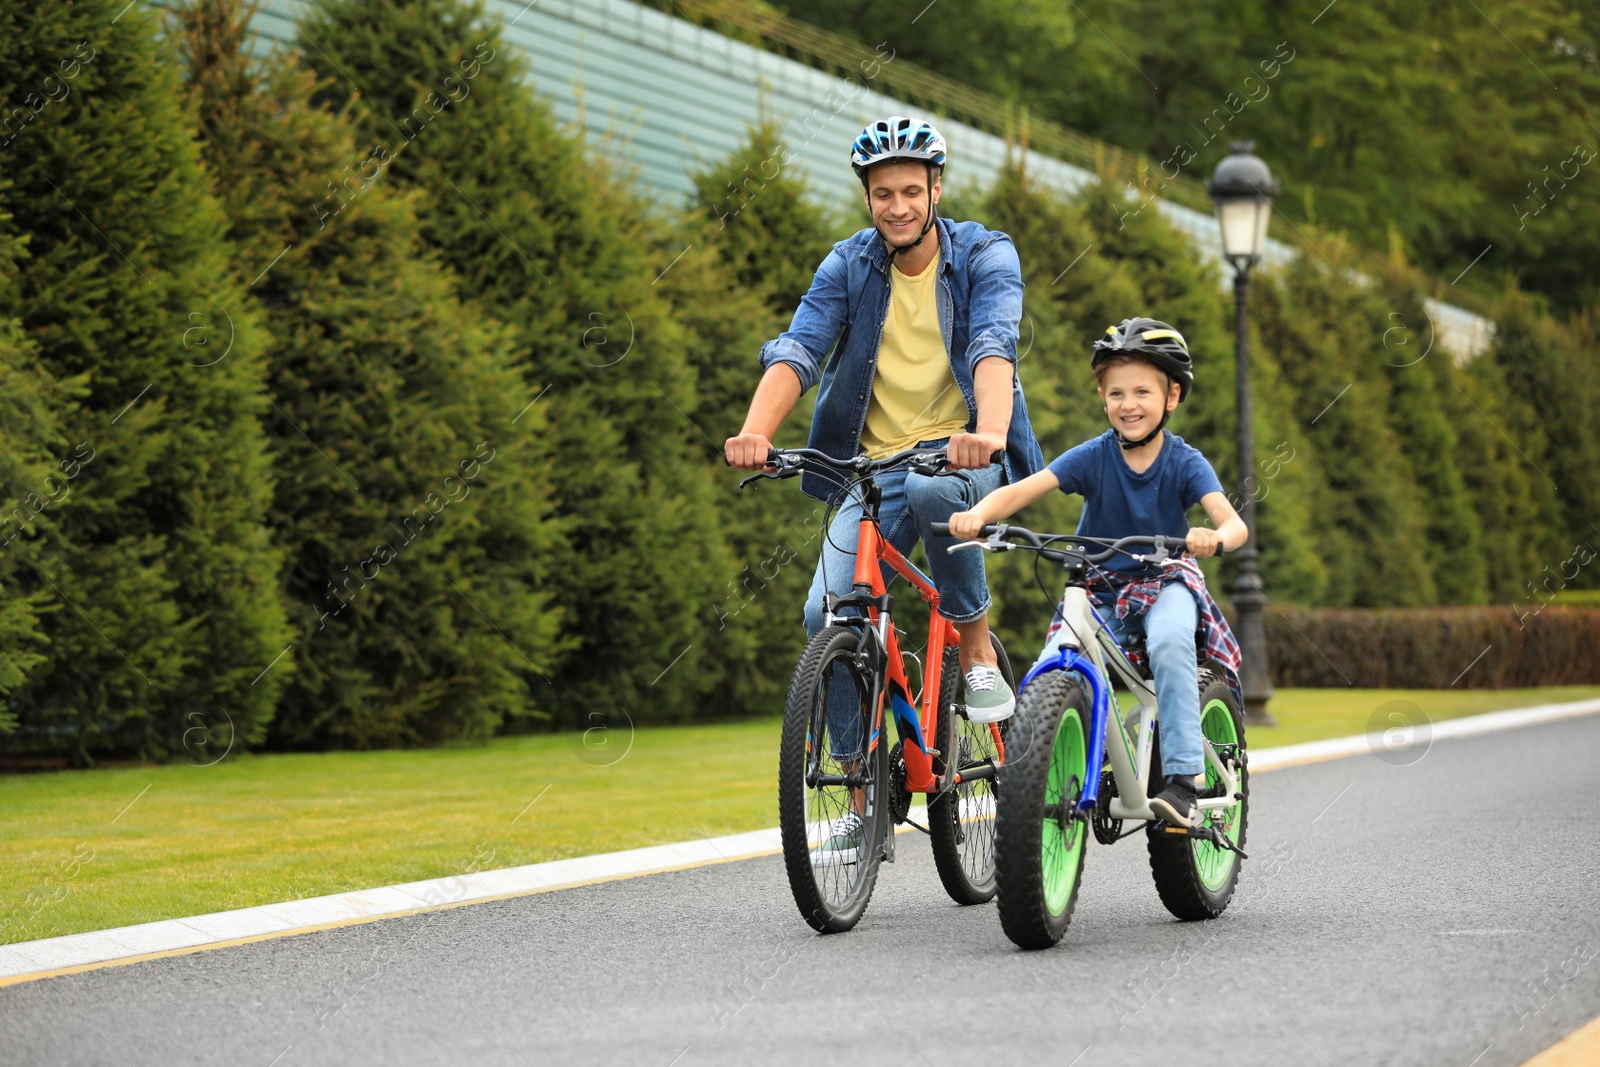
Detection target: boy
<box><xmin>945</xmin><ymin>317</ymin><xmax>1248</xmax><ymax>826</ymax></box>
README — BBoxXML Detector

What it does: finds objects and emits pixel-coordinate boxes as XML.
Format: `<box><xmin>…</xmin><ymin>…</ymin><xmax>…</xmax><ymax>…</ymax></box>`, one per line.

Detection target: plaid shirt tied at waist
<box><xmin>1042</xmin><ymin>558</ymin><xmax>1244</xmax><ymax>709</ymax></box>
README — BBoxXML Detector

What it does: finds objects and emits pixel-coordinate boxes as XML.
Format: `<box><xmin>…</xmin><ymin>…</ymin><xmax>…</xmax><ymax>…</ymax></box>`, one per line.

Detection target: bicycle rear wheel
<box><xmin>1146</xmin><ymin>669</ymin><xmax>1249</xmax><ymax>920</ymax></box>
<box><xmin>928</xmin><ymin>633</ymin><xmax>1013</xmax><ymax>905</ymax></box>
<box><xmin>994</xmin><ymin>669</ymin><xmax>1091</xmax><ymax>949</ymax></box>
<box><xmin>778</xmin><ymin>624</ymin><xmax>891</xmax><ymax>933</ymax></box>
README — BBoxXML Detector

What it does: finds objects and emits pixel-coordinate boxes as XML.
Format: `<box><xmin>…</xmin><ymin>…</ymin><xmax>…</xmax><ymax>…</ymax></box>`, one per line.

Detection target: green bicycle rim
<box><xmin>1040</xmin><ymin>706</ymin><xmax>1087</xmax><ymax>914</ymax></box>
<box><xmin>1195</xmin><ymin>698</ymin><xmax>1241</xmax><ymax>891</ymax></box>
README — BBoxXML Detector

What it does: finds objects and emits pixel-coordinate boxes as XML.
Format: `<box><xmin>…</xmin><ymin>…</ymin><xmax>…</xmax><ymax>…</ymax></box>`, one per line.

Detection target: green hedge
<box><xmin>1265</xmin><ymin>605</ymin><xmax>1600</xmax><ymax>688</ymax></box>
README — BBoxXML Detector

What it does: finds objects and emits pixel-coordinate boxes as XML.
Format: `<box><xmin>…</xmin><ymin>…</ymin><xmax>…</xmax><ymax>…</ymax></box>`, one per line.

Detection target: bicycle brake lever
<box><xmin>738</xmin><ymin>468</ymin><xmax>783</xmax><ymax>488</ymax></box>
<box><xmin>910</xmin><ymin>460</ymin><xmax>965</xmax><ymax>481</ymax></box>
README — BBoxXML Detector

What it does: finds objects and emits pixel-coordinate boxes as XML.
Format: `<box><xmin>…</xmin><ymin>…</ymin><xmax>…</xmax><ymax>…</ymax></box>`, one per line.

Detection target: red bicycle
<box><xmin>742</xmin><ymin>446</ymin><xmax>1015</xmax><ymax>932</ymax></box>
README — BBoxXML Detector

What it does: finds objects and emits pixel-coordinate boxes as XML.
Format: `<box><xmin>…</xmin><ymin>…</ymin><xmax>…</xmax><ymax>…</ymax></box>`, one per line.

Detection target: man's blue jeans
<box><xmin>1032</xmin><ymin>582</ymin><xmax>1204</xmax><ymax>778</ymax></box>
<box><xmin>802</xmin><ymin>439</ymin><xmax>1004</xmax><ymax>756</ymax></box>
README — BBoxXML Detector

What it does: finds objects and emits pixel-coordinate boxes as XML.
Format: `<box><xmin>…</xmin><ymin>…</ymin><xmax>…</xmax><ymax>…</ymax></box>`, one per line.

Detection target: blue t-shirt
<box><xmin>1047</xmin><ymin>430</ymin><xmax>1224</xmax><ymax>574</ymax></box>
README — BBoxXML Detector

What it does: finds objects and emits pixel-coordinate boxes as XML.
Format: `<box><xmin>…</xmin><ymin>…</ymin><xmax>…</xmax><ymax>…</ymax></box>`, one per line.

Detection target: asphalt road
<box><xmin>5</xmin><ymin>714</ymin><xmax>1600</xmax><ymax>1067</ymax></box>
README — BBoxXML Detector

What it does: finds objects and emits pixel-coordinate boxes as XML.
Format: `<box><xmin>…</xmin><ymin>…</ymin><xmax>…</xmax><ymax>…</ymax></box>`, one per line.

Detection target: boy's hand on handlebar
<box><xmin>724</xmin><ymin>433</ymin><xmax>773</xmax><ymax>470</ymax></box>
<box><xmin>946</xmin><ymin>432</ymin><xmax>1005</xmax><ymax>471</ymax></box>
<box><xmin>945</xmin><ymin>509</ymin><xmax>988</xmax><ymax>541</ymax></box>
<box><xmin>1186</xmin><ymin>527</ymin><xmax>1224</xmax><ymax>558</ymax></box>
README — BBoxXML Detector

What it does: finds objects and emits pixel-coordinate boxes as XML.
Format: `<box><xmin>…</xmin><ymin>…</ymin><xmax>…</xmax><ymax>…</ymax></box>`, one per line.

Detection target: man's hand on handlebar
<box><xmin>945</xmin><ymin>432</ymin><xmax>1005</xmax><ymax>471</ymax></box>
<box><xmin>724</xmin><ymin>433</ymin><xmax>774</xmax><ymax>470</ymax></box>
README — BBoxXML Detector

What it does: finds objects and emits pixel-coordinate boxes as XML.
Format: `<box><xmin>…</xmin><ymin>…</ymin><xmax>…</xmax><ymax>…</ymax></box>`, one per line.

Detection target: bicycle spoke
<box><xmin>804</xmin><ymin>658</ymin><xmax>875</xmax><ymax>907</ymax></box>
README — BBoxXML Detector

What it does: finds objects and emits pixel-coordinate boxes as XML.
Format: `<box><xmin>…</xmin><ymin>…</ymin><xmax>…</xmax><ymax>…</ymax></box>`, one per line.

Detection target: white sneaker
<box><xmin>811</xmin><ymin>810</ymin><xmax>864</xmax><ymax>866</ymax></box>
<box><xmin>963</xmin><ymin>663</ymin><xmax>1015</xmax><ymax>723</ymax></box>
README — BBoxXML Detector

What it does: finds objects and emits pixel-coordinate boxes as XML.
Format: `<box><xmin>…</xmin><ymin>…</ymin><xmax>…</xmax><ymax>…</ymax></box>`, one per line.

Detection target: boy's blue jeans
<box><xmin>802</xmin><ymin>439</ymin><xmax>1004</xmax><ymax>757</ymax></box>
<box><xmin>1032</xmin><ymin>582</ymin><xmax>1204</xmax><ymax>778</ymax></box>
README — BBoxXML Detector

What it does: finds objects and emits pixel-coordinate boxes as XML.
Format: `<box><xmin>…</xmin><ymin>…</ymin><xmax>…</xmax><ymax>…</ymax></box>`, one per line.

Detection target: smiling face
<box><xmin>864</xmin><ymin>160</ymin><xmax>939</xmax><ymax>246</ymax></box>
<box><xmin>1097</xmin><ymin>357</ymin><xmax>1180</xmax><ymax>441</ymax></box>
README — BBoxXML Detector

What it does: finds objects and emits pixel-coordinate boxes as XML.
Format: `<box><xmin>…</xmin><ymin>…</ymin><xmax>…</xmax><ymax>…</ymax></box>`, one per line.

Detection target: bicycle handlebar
<box><xmin>929</xmin><ymin>522</ymin><xmax>1204</xmax><ymax>566</ymax></box>
<box><xmin>736</xmin><ymin>446</ymin><xmax>1003</xmax><ymax>489</ymax></box>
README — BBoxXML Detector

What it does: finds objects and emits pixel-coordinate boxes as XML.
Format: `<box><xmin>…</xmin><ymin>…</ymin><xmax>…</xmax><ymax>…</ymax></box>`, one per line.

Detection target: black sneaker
<box><xmin>1149</xmin><ymin>774</ymin><xmax>1199</xmax><ymax>827</ymax></box>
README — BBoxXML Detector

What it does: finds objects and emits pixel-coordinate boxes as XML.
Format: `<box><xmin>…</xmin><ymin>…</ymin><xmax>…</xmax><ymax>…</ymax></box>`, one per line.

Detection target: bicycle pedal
<box><xmin>1162</xmin><ymin>822</ymin><xmax>1249</xmax><ymax>859</ymax></box>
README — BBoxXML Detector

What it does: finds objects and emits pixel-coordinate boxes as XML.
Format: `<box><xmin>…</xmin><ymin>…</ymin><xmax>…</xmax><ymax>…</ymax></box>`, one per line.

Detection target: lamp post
<box><xmin>1207</xmin><ymin>142</ymin><xmax>1277</xmax><ymax>727</ymax></box>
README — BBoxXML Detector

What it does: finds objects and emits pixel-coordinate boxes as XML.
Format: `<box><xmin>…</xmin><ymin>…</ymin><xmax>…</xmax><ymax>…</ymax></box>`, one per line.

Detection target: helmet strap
<box><xmin>884</xmin><ymin>164</ymin><xmax>939</xmax><ymax>263</ymax></box>
<box><xmin>1114</xmin><ymin>408</ymin><xmax>1171</xmax><ymax>450</ymax></box>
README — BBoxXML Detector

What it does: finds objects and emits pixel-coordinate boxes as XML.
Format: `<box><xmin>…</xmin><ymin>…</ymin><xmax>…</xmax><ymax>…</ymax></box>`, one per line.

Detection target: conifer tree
<box><xmin>0</xmin><ymin>216</ymin><xmax>63</xmax><ymax>727</ymax></box>
<box><xmin>302</xmin><ymin>0</ymin><xmax>732</xmax><ymax>722</ymax></box>
<box><xmin>0</xmin><ymin>0</ymin><xmax>289</xmax><ymax>761</ymax></box>
<box><xmin>1447</xmin><ymin>356</ymin><xmax>1559</xmax><ymax>604</ymax></box>
<box><xmin>1254</xmin><ymin>246</ymin><xmax>1436</xmax><ymax>606</ymax></box>
<box><xmin>1374</xmin><ymin>279</ymin><xmax>1486</xmax><ymax>604</ymax></box>
<box><xmin>688</xmin><ymin>121</ymin><xmax>835</xmax><ymax>317</ymax></box>
<box><xmin>176</xmin><ymin>0</ymin><xmax>566</xmax><ymax>746</ymax></box>
<box><xmin>663</xmin><ymin>124</ymin><xmax>836</xmax><ymax>714</ymax></box>
<box><xmin>1488</xmin><ymin>288</ymin><xmax>1600</xmax><ymax>577</ymax></box>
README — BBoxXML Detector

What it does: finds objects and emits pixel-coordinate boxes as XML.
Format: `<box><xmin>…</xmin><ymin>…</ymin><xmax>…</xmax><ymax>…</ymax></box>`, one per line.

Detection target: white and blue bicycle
<box><xmin>934</xmin><ymin>522</ymin><xmax>1249</xmax><ymax>950</ymax></box>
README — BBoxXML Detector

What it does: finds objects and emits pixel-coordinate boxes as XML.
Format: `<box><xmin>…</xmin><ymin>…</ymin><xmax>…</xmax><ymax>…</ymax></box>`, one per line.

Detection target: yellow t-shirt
<box><xmin>858</xmin><ymin>252</ymin><xmax>970</xmax><ymax>460</ymax></box>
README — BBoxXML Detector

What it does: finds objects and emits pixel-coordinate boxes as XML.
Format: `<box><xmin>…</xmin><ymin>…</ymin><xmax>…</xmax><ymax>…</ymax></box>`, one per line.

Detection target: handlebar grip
<box><xmin>931</xmin><ymin>522</ymin><xmax>1000</xmax><ymax>538</ymax></box>
<box><xmin>990</xmin><ymin>449</ymin><xmax>1004</xmax><ymax>464</ymax></box>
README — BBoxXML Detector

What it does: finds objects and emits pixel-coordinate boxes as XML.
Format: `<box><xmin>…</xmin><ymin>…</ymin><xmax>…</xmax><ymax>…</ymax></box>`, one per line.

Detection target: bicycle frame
<box><xmin>824</xmin><ymin>489</ymin><xmax>1005</xmax><ymax>797</ymax></box>
<box><xmin>1018</xmin><ymin>584</ymin><xmax>1240</xmax><ymax>822</ymax></box>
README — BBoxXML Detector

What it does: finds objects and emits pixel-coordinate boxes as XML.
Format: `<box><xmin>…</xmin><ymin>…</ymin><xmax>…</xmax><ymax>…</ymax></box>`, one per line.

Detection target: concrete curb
<box><xmin>1247</xmin><ymin>698</ymin><xmax>1600</xmax><ymax>771</ymax></box>
<box><xmin>5</xmin><ymin>697</ymin><xmax>1599</xmax><ymax>987</ymax></box>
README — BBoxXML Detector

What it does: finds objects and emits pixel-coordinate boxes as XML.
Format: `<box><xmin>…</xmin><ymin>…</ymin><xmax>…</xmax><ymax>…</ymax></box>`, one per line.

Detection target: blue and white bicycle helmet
<box><xmin>851</xmin><ymin>117</ymin><xmax>947</xmax><ymax>257</ymax></box>
<box><xmin>850</xmin><ymin>116</ymin><xmax>947</xmax><ymax>182</ymax></box>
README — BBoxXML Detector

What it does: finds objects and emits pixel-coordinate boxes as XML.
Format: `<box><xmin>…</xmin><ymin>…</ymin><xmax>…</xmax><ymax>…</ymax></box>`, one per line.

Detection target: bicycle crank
<box><xmin>888</xmin><ymin>741</ymin><xmax>912</xmax><ymax>825</ymax></box>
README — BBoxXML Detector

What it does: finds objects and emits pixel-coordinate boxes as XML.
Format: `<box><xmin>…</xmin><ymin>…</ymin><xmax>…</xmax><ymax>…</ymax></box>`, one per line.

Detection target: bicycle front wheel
<box><xmin>928</xmin><ymin>633</ymin><xmax>1013</xmax><ymax>905</ymax></box>
<box><xmin>993</xmin><ymin>669</ymin><xmax>1091</xmax><ymax>950</ymax></box>
<box><xmin>778</xmin><ymin>624</ymin><xmax>890</xmax><ymax>933</ymax></box>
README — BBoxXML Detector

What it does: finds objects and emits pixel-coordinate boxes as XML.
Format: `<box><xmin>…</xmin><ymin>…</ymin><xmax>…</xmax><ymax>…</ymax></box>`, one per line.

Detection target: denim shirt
<box><xmin>759</xmin><ymin>216</ymin><xmax>1046</xmax><ymax>502</ymax></box>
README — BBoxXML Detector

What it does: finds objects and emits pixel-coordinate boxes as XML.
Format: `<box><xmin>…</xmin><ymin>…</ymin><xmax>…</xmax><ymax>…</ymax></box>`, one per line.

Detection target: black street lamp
<box><xmin>1208</xmin><ymin>142</ymin><xmax>1278</xmax><ymax>727</ymax></box>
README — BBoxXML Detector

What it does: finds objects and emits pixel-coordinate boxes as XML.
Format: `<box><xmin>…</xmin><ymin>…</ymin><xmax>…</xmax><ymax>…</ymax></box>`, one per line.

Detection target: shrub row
<box><xmin>1264</xmin><ymin>605</ymin><xmax>1600</xmax><ymax>688</ymax></box>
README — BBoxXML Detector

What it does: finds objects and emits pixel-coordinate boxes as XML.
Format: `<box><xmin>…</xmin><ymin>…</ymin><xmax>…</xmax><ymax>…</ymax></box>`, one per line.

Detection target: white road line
<box><xmin>4</xmin><ymin>698</ymin><xmax>1599</xmax><ymax>986</ymax></box>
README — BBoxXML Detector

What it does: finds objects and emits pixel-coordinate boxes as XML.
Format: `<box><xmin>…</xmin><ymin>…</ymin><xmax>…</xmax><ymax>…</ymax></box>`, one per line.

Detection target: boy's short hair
<box><xmin>1092</xmin><ymin>351</ymin><xmax>1176</xmax><ymax>394</ymax></box>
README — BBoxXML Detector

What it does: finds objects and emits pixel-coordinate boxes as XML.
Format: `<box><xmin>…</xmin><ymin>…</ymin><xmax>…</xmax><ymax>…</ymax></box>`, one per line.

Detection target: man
<box><xmin>725</xmin><ymin>116</ymin><xmax>1044</xmax><ymax>726</ymax></box>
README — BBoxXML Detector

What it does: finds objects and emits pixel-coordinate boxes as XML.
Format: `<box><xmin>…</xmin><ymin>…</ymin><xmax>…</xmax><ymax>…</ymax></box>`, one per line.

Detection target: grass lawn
<box><xmin>4</xmin><ymin>685</ymin><xmax>1597</xmax><ymax>946</ymax></box>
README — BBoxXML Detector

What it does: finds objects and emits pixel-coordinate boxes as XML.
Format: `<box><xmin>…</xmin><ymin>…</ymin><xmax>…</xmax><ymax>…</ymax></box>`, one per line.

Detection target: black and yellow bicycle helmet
<box><xmin>1090</xmin><ymin>317</ymin><xmax>1194</xmax><ymax>449</ymax></box>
